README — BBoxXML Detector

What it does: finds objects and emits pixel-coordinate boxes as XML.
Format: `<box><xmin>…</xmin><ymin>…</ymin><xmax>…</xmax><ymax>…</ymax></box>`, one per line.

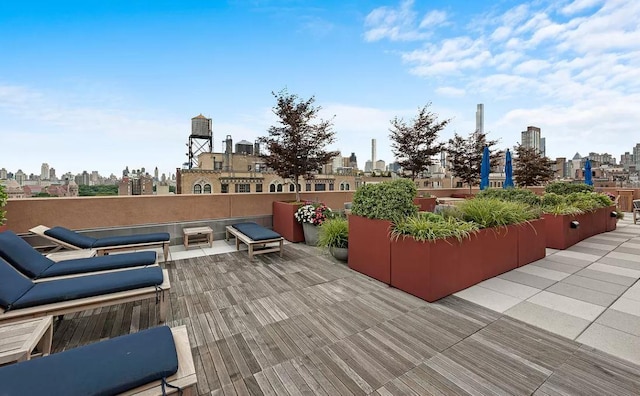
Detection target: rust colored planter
<box><xmin>348</xmin><ymin>215</ymin><xmax>392</xmax><ymax>284</ymax></box>
<box><xmin>543</xmin><ymin>213</ymin><xmax>581</xmax><ymax>249</ymax></box>
<box><xmin>604</xmin><ymin>205</ymin><xmax>618</xmax><ymax>232</ymax></box>
<box><xmin>477</xmin><ymin>225</ymin><xmax>519</xmax><ymax>279</ymax></box>
<box><xmin>413</xmin><ymin>197</ymin><xmax>437</xmax><ymax>212</ymax></box>
<box><xmin>516</xmin><ymin>219</ymin><xmax>546</xmax><ymax>267</ymax></box>
<box><xmin>576</xmin><ymin>211</ymin><xmax>598</xmax><ymax>240</ymax></box>
<box><xmin>272</xmin><ymin>201</ymin><xmax>304</xmax><ymax>243</ymax></box>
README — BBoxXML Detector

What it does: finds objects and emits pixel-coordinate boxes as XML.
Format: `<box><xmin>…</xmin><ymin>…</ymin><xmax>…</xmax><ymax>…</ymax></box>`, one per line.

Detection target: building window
<box><xmin>277</xmin><ymin>184</ymin><xmax>283</xmax><ymax>192</ymax></box>
<box><xmin>193</xmin><ymin>184</ymin><xmax>202</xmax><ymax>194</ymax></box>
<box><xmin>315</xmin><ymin>183</ymin><xmax>326</xmax><ymax>191</ymax></box>
<box><xmin>340</xmin><ymin>182</ymin><xmax>350</xmax><ymax>191</ymax></box>
<box><xmin>289</xmin><ymin>184</ymin><xmax>295</xmax><ymax>192</ymax></box>
<box><xmin>203</xmin><ymin>184</ymin><xmax>212</xmax><ymax>194</ymax></box>
<box><xmin>256</xmin><ymin>184</ymin><xmax>263</xmax><ymax>192</ymax></box>
<box><xmin>456</xmin><ymin>181</ymin><xmax>463</xmax><ymax>188</ymax></box>
<box><xmin>306</xmin><ymin>183</ymin><xmax>311</xmax><ymax>191</ymax></box>
<box><xmin>329</xmin><ymin>183</ymin><xmax>334</xmax><ymax>191</ymax></box>
<box><xmin>424</xmin><ymin>181</ymin><xmax>429</xmax><ymax>187</ymax></box>
<box><xmin>221</xmin><ymin>184</ymin><xmax>229</xmax><ymax>193</ymax></box>
<box><xmin>270</xmin><ymin>184</ymin><xmax>276</xmax><ymax>192</ymax></box>
<box><xmin>235</xmin><ymin>184</ymin><xmax>250</xmax><ymax>193</ymax></box>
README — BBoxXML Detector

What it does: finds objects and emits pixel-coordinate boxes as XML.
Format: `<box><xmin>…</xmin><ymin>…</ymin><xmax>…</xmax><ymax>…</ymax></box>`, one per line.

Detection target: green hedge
<box><xmin>351</xmin><ymin>178</ymin><xmax>418</xmax><ymax>220</ymax></box>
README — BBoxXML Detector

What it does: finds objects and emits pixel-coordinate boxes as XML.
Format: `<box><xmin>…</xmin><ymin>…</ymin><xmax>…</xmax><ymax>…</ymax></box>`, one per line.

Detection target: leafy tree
<box><xmin>0</xmin><ymin>184</ymin><xmax>7</xmax><ymax>225</ymax></box>
<box><xmin>259</xmin><ymin>89</ymin><xmax>339</xmax><ymax>201</ymax></box>
<box><xmin>446</xmin><ymin>131</ymin><xmax>499</xmax><ymax>193</ymax></box>
<box><xmin>34</xmin><ymin>192</ymin><xmax>53</xmax><ymax>198</ymax></box>
<box><xmin>78</xmin><ymin>185</ymin><xmax>118</xmax><ymax>196</ymax></box>
<box><xmin>512</xmin><ymin>144</ymin><xmax>555</xmax><ymax>186</ymax></box>
<box><xmin>389</xmin><ymin>103</ymin><xmax>449</xmax><ymax>180</ymax></box>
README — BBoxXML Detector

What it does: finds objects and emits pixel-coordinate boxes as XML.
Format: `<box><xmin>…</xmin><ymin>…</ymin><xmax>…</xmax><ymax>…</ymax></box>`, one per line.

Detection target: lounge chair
<box><xmin>0</xmin><ymin>257</ymin><xmax>169</xmax><ymax>324</ymax></box>
<box><xmin>0</xmin><ymin>325</ymin><xmax>197</xmax><ymax>395</ymax></box>
<box><xmin>0</xmin><ymin>230</ymin><xmax>157</xmax><ymax>279</ymax></box>
<box><xmin>634</xmin><ymin>199</ymin><xmax>640</xmax><ymax>224</ymax></box>
<box><xmin>30</xmin><ymin>225</ymin><xmax>171</xmax><ymax>263</ymax></box>
<box><xmin>225</xmin><ymin>222</ymin><xmax>284</xmax><ymax>259</ymax></box>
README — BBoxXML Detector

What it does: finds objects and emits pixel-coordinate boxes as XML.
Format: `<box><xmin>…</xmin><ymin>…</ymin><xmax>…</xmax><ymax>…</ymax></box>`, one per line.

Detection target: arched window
<box><xmin>193</xmin><ymin>184</ymin><xmax>202</xmax><ymax>194</ymax></box>
<box><xmin>277</xmin><ymin>184</ymin><xmax>283</xmax><ymax>192</ymax></box>
<box><xmin>289</xmin><ymin>184</ymin><xmax>295</xmax><ymax>192</ymax></box>
<box><xmin>340</xmin><ymin>182</ymin><xmax>350</xmax><ymax>191</ymax></box>
<box><xmin>203</xmin><ymin>184</ymin><xmax>212</xmax><ymax>193</ymax></box>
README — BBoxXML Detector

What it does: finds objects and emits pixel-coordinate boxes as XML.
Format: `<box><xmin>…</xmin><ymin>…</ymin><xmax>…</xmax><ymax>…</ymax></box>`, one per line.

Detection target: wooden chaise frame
<box><xmin>0</xmin><ymin>270</ymin><xmax>170</xmax><ymax>325</ymax></box>
<box><xmin>225</xmin><ymin>225</ymin><xmax>284</xmax><ymax>259</ymax></box>
<box><xmin>29</xmin><ymin>225</ymin><xmax>170</xmax><ymax>263</ymax></box>
<box><xmin>122</xmin><ymin>325</ymin><xmax>197</xmax><ymax>396</ymax></box>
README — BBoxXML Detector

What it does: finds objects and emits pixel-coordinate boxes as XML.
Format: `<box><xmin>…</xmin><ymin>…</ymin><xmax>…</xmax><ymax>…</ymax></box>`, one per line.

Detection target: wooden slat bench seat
<box><xmin>225</xmin><ymin>222</ymin><xmax>283</xmax><ymax>259</ymax></box>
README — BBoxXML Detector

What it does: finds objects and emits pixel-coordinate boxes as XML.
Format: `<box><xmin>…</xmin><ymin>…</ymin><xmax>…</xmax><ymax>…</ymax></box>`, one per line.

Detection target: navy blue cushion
<box><xmin>0</xmin><ymin>326</ymin><xmax>178</xmax><ymax>396</ymax></box>
<box><xmin>0</xmin><ymin>258</ymin><xmax>34</xmax><ymax>309</ymax></box>
<box><xmin>0</xmin><ymin>231</ymin><xmax>54</xmax><ymax>278</ymax></box>
<box><xmin>44</xmin><ymin>226</ymin><xmax>97</xmax><ymax>249</ymax></box>
<box><xmin>40</xmin><ymin>251</ymin><xmax>157</xmax><ymax>278</ymax></box>
<box><xmin>92</xmin><ymin>232</ymin><xmax>170</xmax><ymax>248</ymax></box>
<box><xmin>11</xmin><ymin>266</ymin><xmax>164</xmax><ymax>309</ymax></box>
<box><xmin>232</xmin><ymin>222</ymin><xmax>281</xmax><ymax>241</ymax></box>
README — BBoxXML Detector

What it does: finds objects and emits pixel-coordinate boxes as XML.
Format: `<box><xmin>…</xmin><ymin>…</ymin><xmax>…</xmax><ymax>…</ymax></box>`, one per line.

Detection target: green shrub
<box><xmin>545</xmin><ymin>182</ymin><xmax>594</xmax><ymax>195</ymax></box>
<box><xmin>593</xmin><ymin>193</ymin><xmax>614</xmax><ymax>207</ymax></box>
<box><xmin>541</xmin><ymin>192</ymin><xmax>565</xmax><ymax>207</ymax></box>
<box><xmin>457</xmin><ymin>198</ymin><xmax>540</xmax><ymax>228</ymax></box>
<box><xmin>476</xmin><ymin>188</ymin><xmax>541</xmax><ymax>206</ymax></box>
<box><xmin>391</xmin><ymin>212</ymin><xmax>479</xmax><ymax>242</ymax></box>
<box><xmin>317</xmin><ymin>217</ymin><xmax>348</xmax><ymax>249</ymax></box>
<box><xmin>0</xmin><ymin>184</ymin><xmax>6</xmax><ymax>225</ymax></box>
<box><xmin>351</xmin><ymin>178</ymin><xmax>418</xmax><ymax>220</ymax></box>
<box><xmin>565</xmin><ymin>192</ymin><xmax>608</xmax><ymax>212</ymax></box>
<box><xmin>542</xmin><ymin>203</ymin><xmax>583</xmax><ymax>215</ymax></box>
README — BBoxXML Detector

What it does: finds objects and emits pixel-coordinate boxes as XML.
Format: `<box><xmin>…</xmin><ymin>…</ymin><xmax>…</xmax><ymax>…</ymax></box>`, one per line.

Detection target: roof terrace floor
<box><xmin>51</xmin><ymin>219</ymin><xmax>640</xmax><ymax>395</ymax></box>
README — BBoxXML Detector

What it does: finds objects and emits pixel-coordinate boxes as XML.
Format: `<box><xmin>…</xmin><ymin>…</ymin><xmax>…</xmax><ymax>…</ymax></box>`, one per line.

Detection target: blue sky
<box><xmin>1</xmin><ymin>0</ymin><xmax>639</xmax><ymax>177</ymax></box>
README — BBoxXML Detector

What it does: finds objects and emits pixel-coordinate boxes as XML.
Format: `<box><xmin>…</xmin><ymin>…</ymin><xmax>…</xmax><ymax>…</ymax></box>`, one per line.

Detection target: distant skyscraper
<box><xmin>371</xmin><ymin>139</ymin><xmax>377</xmax><ymax>166</ymax></box>
<box><xmin>521</xmin><ymin>126</ymin><xmax>542</xmax><ymax>154</ymax></box>
<box><xmin>349</xmin><ymin>152</ymin><xmax>358</xmax><ymax>169</ymax></box>
<box><xmin>476</xmin><ymin>104</ymin><xmax>484</xmax><ymax>134</ymax></box>
<box><xmin>49</xmin><ymin>168</ymin><xmax>56</xmax><ymax>181</ymax></box>
<box><xmin>41</xmin><ymin>163</ymin><xmax>50</xmax><ymax>180</ymax></box>
<box><xmin>0</xmin><ymin>168</ymin><xmax>7</xmax><ymax>179</ymax></box>
<box><xmin>154</xmin><ymin>167</ymin><xmax>159</xmax><ymax>181</ymax></box>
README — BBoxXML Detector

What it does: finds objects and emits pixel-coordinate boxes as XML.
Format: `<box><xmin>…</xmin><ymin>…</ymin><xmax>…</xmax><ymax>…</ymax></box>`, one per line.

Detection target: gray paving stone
<box><xmin>546</xmin><ymin>282</ymin><xmax>618</xmax><ymax>307</ymax></box>
<box><xmin>544</xmin><ymin>254</ymin><xmax>592</xmax><ymax>268</ymax></box>
<box><xmin>614</xmin><ymin>246</ymin><xmax>640</xmax><ymax>255</ymax></box>
<box><xmin>585</xmin><ymin>237</ymin><xmax>623</xmax><ymax>246</ymax></box>
<box><xmin>577</xmin><ymin>323</ymin><xmax>640</xmax><ymax>366</ymax></box>
<box><xmin>532</xmin><ymin>259</ymin><xmax>584</xmax><ymax>275</ymax></box>
<box><xmin>505</xmin><ymin>301</ymin><xmax>590</xmax><ymax>340</ymax></box>
<box><xmin>566</xmin><ymin>245</ymin><xmax>610</xmax><ymax>257</ymax></box>
<box><xmin>574</xmin><ymin>268</ymin><xmax>637</xmax><ymax>287</ymax></box>
<box><xmin>596</xmin><ymin>309</ymin><xmax>640</xmax><ymax>337</ymax></box>
<box><xmin>498</xmin><ymin>271</ymin><xmax>557</xmax><ymax>290</ymax></box>
<box><xmin>562</xmin><ymin>274</ymin><xmax>628</xmax><ymax>295</ymax></box>
<box><xmin>598</xmin><ymin>256</ymin><xmax>640</xmax><ymax>271</ymax></box>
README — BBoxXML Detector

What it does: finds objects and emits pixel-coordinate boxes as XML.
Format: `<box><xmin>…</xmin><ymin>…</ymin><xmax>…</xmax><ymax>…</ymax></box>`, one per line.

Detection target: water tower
<box><xmin>186</xmin><ymin>114</ymin><xmax>213</xmax><ymax>169</ymax></box>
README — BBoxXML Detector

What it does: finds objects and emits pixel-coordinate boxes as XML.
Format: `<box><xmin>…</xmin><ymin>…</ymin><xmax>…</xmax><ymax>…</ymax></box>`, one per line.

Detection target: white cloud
<box><xmin>436</xmin><ymin>86</ymin><xmax>466</xmax><ymax>97</ymax></box>
<box><xmin>364</xmin><ymin>0</ymin><xmax>446</xmax><ymax>42</ymax></box>
<box><xmin>561</xmin><ymin>0</ymin><xmax>605</xmax><ymax>16</ymax></box>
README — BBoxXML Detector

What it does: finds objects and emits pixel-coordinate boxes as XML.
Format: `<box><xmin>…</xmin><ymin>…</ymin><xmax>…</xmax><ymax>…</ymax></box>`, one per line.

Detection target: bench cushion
<box><xmin>232</xmin><ymin>222</ymin><xmax>282</xmax><ymax>241</ymax></box>
<box><xmin>11</xmin><ymin>266</ymin><xmax>164</xmax><ymax>310</ymax></box>
<box><xmin>0</xmin><ymin>326</ymin><xmax>179</xmax><ymax>396</ymax></box>
<box><xmin>40</xmin><ymin>251</ymin><xmax>157</xmax><ymax>278</ymax></box>
<box><xmin>44</xmin><ymin>226</ymin><xmax>97</xmax><ymax>249</ymax></box>
<box><xmin>0</xmin><ymin>258</ymin><xmax>34</xmax><ymax>310</ymax></box>
<box><xmin>0</xmin><ymin>230</ymin><xmax>54</xmax><ymax>278</ymax></box>
<box><xmin>92</xmin><ymin>232</ymin><xmax>170</xmax><ymax>248</ymax></box>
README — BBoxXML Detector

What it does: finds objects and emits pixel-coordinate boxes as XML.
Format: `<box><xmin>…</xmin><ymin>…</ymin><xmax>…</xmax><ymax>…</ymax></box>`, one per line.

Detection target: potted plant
<box><xmin>349</xmin><ymin>178</ymin><xmax>418</xmax><ymax>284</ymax></box>
<box><xmin>294</xmin><ymin>202</ymin><xmax>332</xmax><ymax>246</ymax></box>
<box><xmin>0</xmin><ymin>184</ymin><xmax>7</xmax><ymax>232</ymax></box>
<box><xmin>414</xmin><ymin>192</ymin><xmax>438</xmax><ymax>212</ymax></box>
<box><xmin>317</xmin><ymin>216</ymin><xmax>348</xmax><ymax>261</ymax></box>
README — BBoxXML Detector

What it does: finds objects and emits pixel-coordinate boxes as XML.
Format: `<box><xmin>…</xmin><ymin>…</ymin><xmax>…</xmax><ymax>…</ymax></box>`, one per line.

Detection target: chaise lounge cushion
<box><xmin>232</xmin><ymin>222</ymin><xmax>282</xmax><ymax>241</ymax></box>
<box><xmin>9</xmin><ymin>266</ymin><xmax>164</xmax><ymax>310</ymax></box>
<box><xmin>39</xmin><ymin>251</ymin><xmax>157</xmax><ymax>278</ymax></box>
<box><xmin>0</xmin><ymin>326</ymin><xmax>179</xmax><ymax>396</ymax></box>
<box><xmin>0</xmin><ymin>258</ymin><xmax>33</xmax><ymax>310</ymax></box>
<box><xmin>0</xmin><ymin>230</ymin><xmax>157</xmax><ymax>279</ymax></box>
<box><xmin>0</xmin><ymin>230</ymin><xmax>54</xmax><ymax>278</ymax></box>
<box><xmin>44</xmin><ymin>226</ymin><xmax>170</xmax><ymax>249</ymax></box>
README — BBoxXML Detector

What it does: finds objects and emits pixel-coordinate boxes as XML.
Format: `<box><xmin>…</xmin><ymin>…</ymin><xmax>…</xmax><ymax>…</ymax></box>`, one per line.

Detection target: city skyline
<box><xmin>1</xmin><ymin>0</ymin><xmax>639</xmax><ymax>175</ymax></box>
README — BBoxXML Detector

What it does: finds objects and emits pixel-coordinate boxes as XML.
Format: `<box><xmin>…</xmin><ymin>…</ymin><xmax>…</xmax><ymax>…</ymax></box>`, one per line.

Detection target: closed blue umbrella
<box><xmin>480</xmin><ymin>145</ymin><xmax>490</xmax><ymax>190</ymax></box>
<box><xmin>585</xmin><ymin>158</ymin><xmax>593</xmax><ymax>186</ymax></box>
<box><xmin>504</xmin><ymin>149</ymin><xmax>514</xmax><ymax>188</ymax></box>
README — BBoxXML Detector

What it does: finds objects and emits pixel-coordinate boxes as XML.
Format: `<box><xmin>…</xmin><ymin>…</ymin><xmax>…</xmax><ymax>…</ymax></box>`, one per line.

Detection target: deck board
<box><xmin>48</xmin><ymin>243</ymin><xmax>640</xmax><ymax>395</ymax></box>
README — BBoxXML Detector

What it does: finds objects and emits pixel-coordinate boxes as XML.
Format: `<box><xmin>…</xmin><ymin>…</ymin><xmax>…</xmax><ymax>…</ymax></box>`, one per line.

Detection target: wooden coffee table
<box><xmin>0</xmin><ymin>316</ymin><xmax>53</xmax><ymax>365</ymax></box>
<box><xmin>183</xmin><ymin>226</ymin><xmax>213</xmax><ymax>249</ymax></box>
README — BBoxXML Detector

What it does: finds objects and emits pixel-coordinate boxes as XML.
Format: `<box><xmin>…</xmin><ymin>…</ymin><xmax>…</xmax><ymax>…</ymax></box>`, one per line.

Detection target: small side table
<box><xmin>183</xmin><ymin>226</ymin><xmax>214</xmax><ymax>249</ymax></box>
<box><xmin>46</xmin><ymin>249</ymin><xmax>97</xmax><ymax>262</ymax></box>
<box><xmin>0</xmin><ymin>316</ymin><xmax>54</xmax><ymax>365</ymax></box>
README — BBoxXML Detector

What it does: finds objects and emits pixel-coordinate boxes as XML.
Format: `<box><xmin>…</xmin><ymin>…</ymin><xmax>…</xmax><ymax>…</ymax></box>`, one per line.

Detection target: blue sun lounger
<box><xmin>30</xmin><ymin>225</ymin><xmax>171</xmax><ymax>263</ymax></box>
<box><xmin>0</xmin><ymin>325</ymin><xmax>197</xmax><ymax>395</ymax></box>
<box><xmin>225</xmin><ymin>222</ymin><xmax>284</xmax><ymax>259</ymax></box>
<box><xmin>0</xmin><ymin>230</ymin><xmax>157</xmax><ymax>279</ymax></box>
<box><xmin>0</xmin><ymin>257</ymin><xmax>169</xmax><ymax>323</ymax></box>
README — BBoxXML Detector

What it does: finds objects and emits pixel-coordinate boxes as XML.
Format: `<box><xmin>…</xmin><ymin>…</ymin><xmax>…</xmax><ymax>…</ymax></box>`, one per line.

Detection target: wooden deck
<box><xmin>51</xmin><ymin>243</ymin><xmax>640</xmax><ymax>395</ymax></box>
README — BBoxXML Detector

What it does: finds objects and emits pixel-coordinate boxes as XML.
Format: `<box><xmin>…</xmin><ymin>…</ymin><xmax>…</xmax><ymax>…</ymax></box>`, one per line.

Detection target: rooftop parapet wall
<box><xmin>4</xmin><ymin>192</ymin><xmax>354</xmax><ymax>233</ymax></box>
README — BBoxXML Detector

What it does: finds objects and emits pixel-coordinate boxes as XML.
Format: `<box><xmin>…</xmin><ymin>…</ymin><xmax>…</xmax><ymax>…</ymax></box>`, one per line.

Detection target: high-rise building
<box><xmin>49</xmin><ymin>168</ymin><xmax>56</xmax><ymax>181</ymax></box>
<box><xmin>476</xmin><ymin>104</ymin><xmax>484</xmax><ymax>134</ymax></box>
<box><xmin>349</xmin><ymin>153</ymin><xmax>358</xmax><ymax>169</ymax></box>
<box><xmin>0</xmin><ymin>168</ymin><xmax>7</xmax><ymax>180</ymax></box>
<box><xmin>364</xmin><ymin>160</ymin><xmax>373</xmax><ymax>172</ymax></box>
<box><xmin>521</xmin><ymin>126</ymin><xmax>542</xmax><ymax>153</ymax></box>
<box><xmin>40</xmin><ymin>163</ymin><xmax>49</xmax><ymax>180</ymax></box>
<box><xmin>371</xmin><ymin>139</ymin><xmax>377</xmax><ymax>167</ymax></box>
<box><xmin>375</xmin><ymin>160</ymin><xmax>385</xmax><ymax>171</ymax></box>
<box><xmin>154</xmin><ymin>167</ymin><xmax>159</xmax><ymax>181</ymax></box>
